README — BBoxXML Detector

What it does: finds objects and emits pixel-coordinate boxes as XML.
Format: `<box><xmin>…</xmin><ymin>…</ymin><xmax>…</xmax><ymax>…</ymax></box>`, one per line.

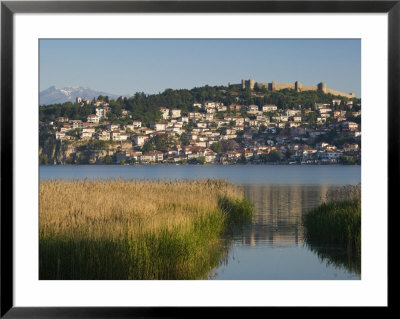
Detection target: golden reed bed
<box><xmin>40</xmin><ymin>178</ymin><xmax>242</xmax><ymax>237</ymax></box>
<box><xmin>39</xmin><ymin>178</ymin><xmax>250</xmax><ymax>279</ymax></box>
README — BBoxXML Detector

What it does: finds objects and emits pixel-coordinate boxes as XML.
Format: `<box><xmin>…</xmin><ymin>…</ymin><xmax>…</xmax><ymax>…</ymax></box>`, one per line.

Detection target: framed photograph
<box><xmin>1</xmin><ymin>0</ymin><xmax>395</xmax><ymax>317</ymax></box>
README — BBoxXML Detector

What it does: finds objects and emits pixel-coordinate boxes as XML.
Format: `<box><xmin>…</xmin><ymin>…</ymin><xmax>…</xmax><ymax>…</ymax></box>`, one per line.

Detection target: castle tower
<box><xmin>295</xmin><ymin>81</ymin><xmax>302</xmax><ymax>92</ymax></box>
<box><xmin>318</xmin><ymin>82</ymin><xmax>327</xmax><ymax>93</ymax></box>
<box><xmin>242</xmin><ymin>79</ymin><xmax>246</xmax><ymax>89</ymax></box>
<box><xmin>249</xmin><ymin>79</ymin><xmax>255</xmax><ymax>90</ymax></box>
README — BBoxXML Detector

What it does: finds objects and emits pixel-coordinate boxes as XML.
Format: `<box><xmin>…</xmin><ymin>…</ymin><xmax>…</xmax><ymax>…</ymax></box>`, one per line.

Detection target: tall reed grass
<box><xmin>303</xmin><ymin>184</ymin><xmax>361</xmax><ymax>265</ymax></box>
<box><xmin>303</xmin><ymin>199</ymin><xmax>361</xmax><ymax>253</ymax></box>
<box><xmin>39</xmin><ymin>178</ymin><xmax>253</xmax><ymax>279</ymax></box>
<box><xmin>323</xmin><ymin>183</ymin><xmax>361</xmax><ymax>203</ymax></box>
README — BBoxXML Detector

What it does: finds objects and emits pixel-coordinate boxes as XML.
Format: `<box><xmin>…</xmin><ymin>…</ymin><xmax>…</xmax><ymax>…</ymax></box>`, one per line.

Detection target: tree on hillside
<box><xmin>222</xmin><ymin>140</ymin><xmax>240</xmax><ymax>152</ymax></box>
<box><xmin>210</xmin><ymin>141</ymin><xmax>223</xmax><ymax>153</ymax></box>
<box><xmin>268</xmin><ymin>150</ymin><xmax>282</xmax><ymax>162</ymax></box>
<box><xmin>142</xmin><ymin>141</ymin><xmax>154</xmax><ymax>153</ymax></box>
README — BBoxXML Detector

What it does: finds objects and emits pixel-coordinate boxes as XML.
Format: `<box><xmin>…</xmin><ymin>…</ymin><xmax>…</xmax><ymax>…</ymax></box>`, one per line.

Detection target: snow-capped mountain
<box><xmin>39</xmin><ymin>86</ymin><xmax>130</xmax><ymax>105</ymax></box>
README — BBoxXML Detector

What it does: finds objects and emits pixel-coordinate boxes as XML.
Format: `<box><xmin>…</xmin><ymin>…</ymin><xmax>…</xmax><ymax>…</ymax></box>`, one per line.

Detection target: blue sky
<box><xmin>40</xmin><ymin>39</ymin><xmax>361</xmax><ymax>97</ymax></box>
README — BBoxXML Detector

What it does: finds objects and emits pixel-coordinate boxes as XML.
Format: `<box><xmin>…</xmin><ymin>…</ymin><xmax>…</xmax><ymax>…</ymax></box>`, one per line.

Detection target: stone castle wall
<box><xmin>272</xmin><ymin>82</ymin><xmax>295</xmax><ymax>90</ymax></box>
<box><xmin>229</xmin><ymin>79</ymin><xmax>355</xmax><ymax>99</ymax></box>
<box><xmin>325</xmin><ymin>88</ymin><xmax>355</xmax><ymax>99</ymax></box>
<box><xmin>301</xmin><ymin>84</ymin><xmax>319</xmax><ymax>91</ymax></box>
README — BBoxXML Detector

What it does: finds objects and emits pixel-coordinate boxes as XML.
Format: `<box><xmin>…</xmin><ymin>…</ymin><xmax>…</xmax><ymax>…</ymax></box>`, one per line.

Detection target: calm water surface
<box><xmin>211</xmin><ymin>184</ymin><xmax>360</xmax><ymax>280</ymax></box>
<box><xmin>40</xmin><ymin>165</ymin><xmax>361</xmax><ymax>280</ymax></box>
<box><xmin>39</xmin><ymin>164</ymin><xmax>360</xmax><ymax>185</ymax></box>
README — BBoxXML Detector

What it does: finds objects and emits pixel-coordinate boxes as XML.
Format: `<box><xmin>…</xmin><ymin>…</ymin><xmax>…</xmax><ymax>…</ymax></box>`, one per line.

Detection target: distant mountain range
<box><xmin>39</xmin><ymin>86</ymin><xmax>131</xmax><ymax>105</ymax></box>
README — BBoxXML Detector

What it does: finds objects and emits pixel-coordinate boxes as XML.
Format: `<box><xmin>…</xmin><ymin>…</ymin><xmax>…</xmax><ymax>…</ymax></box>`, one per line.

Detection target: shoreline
<box><xmin>38</xmin><ymin>163</ymin><xmax>361</xmax><ymax>167</ymax></box>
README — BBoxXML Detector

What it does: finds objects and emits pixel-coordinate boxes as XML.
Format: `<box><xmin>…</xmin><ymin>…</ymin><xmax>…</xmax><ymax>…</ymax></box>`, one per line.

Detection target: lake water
<box><xmin>39</xmin><ymin>164</ymin><xmax>361</xmax><ymax>185</ymax></box>
<box><xmin>40</xmin><ymin>165</ymin><xmax>361</xmax><ymax>280</ymax></box>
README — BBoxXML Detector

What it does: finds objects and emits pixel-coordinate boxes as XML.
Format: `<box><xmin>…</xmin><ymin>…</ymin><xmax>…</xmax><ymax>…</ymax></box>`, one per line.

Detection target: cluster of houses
<box><xmin>45</xmin><ymin>97</ymin><xmax>361</xmax><ymax>164</ymax></box>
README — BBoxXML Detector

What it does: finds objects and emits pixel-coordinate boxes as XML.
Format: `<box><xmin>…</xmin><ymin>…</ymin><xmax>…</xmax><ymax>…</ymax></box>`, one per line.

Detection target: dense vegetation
<box><xmin>303</xmin><ymin>199</ymin><xmax>361</xmax><ymax>253</ymax></box>
<box><xmin>39</xmin><ymin>179</ymin><xmax>254</xmax><ymax>279</ymax></box>
<box><xmin>303</xmin><ymin>185</ymin><xmax>361</xmax><ymax>274</ymax></box>
<box><xmin>39</xmin><ymin>85</ymin><xmax>361</xmax><ymax>127</ymax></box>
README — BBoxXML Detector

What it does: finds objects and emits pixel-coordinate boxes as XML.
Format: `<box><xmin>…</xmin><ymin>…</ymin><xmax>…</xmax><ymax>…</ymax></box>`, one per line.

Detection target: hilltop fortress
<box><xmin>228</xmin><ymin>79</ymin><xmax>356</xmax><ymax>99</ymax></box>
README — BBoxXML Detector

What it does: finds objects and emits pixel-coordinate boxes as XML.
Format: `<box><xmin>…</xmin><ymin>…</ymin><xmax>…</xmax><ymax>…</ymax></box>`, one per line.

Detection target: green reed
<box><xmin>39</xmin><ymin>179</ymin><xmax>253</xmax><ymax>280</ymax></box>
<box><xmin>218</xmin><ymin>196</ymin><xmax>254</xmax><ymax>224</ymax></box>
<box><xmin>303</xmin><ymin>199</ymin><xmax>361</xmax><ymax>256</ymax></box>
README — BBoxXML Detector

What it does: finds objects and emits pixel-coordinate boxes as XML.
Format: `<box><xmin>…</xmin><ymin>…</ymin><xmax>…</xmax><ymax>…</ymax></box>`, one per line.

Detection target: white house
<box><xmin>249</xmin><ymin>120</ymin><xmax>258</xmax><ymax>127</ymax></box>
<box><xmin>55</xmin><ymin>131</ymin><xmax>67</xmax><ymax>140</ymax></box>
<box><xmin>188</xmin><ymin>112</ymin><xmax>202</xmax><ymax>120</ymax></box>
<box><xmin>171</xmin><ymin>109</ymin><xmax>181</xmax><ymax>118</ymax></box>
<box><xmin>107</xmin><ymin>124</ymin><xmax>120</xmax><ymax>131</ymax></box>
<box><xmin>140</xmin><ymin>128</ymin><xmax>154</xmax><ymax>135</ymax></box>
<box><xmin>92</xmin><ymin>100</ymin><xmax>109</xmax><ymax>107</ymax></box>
<box><xmin>150</xmin><ymin>122</ymin><xmax>167</xmax><ymax>131</ymax></box>
<box><xmin>87</xmin><ymin>114</ymin><xmax>100</xmax><ymax>124</ymax></box>
<box><xmin>289</xmin><ymin>122</ymin><xmax>301</xmax><ymax>128</ymax></box>
<box><xmin>111</xmin><ymin>130</ymin><xmax>128</xmax><ymax>141</ymax></box>
<box><xmin>132</xmin><ymin>120</ymin><xmax>142</xmax><ymax>128</ymax></box>
<box><xmin>160</xmin><ymin>107</ymin><xmax>170</xmax><ymax>120</ymax></box>
<box><xmin>97</xmin><ymin>130</ymin><xmax>110</xmax><ymax>140</ymax></box>
<box><xmin>247</xmin><ymin>105</ymin><xmax>259</xmax><ymax>113</ymax></box>
<box><xmin>345</xmin><ymin>100</ymin><xmax>354</xmax><ymax>106</ymax></box>
<box><xmin>204</xmin><ymin>102</ymin><xmax>218</xmax><ymax>109</ymax></box>
<box><xmin>132</xmin><ymin>135</ymin><xmax>148</xmax><ymax>146</ymax></box>
<box><xmin>280</xmin><ymin>116</ymin><xmax>288</xmax><ymax>122</ymax></box>
<box><xmin>55</xmin><ymin>117</ymin><xmax>69</xmax><ymax>123</ymax></box>
<box><xmin>60</xmin><ymin>124</ymin><xmax>72</xmax><ymax>132</ymax></box>
<box><xmin>81</xmin><ymin>131</ymin><xmax>94</xmax><ymax>139</ymax></box>
<box><xmin>286</xmin><ymin>109</ymin><xmax>301</xmax><ymax>117</ymax></box>
<box><xmin>179</xmin><ymin>116</ymin><xmax>189</xmax><ymax>123</ymax></box>
<box><xmin>70</xmin><ymin>120</ymin><xmax>84</xmax><ymax>129</ymax></box>
<box><xmin>140</xmin><ymin>152</ymin><xmax>156</xmax><ymax>163</ymax></box>
<box><xmin>262</xmin><ymin>104</ymin><xmax>277</xmax><ymax>112</ymax></box>
<box><xmin>217</xmin><ymin>105</ymin><xmax>227</xmax><ymax>112</ymax></box>
<box><xmin>319</xmin><ymin>108</ymin><xmax>332</xmax><ymax>114</ymax></box>
<box><xmin>140</xmin><ymin>151</ymin><xmax>163</xmax><ymax>162</ymax></box>
<box><xmin>342</xmin><ymin>121</ymin><xmax>359</xmax><ymax>131</ymax></box>
<box><xmin>96</xmin><ymin>108</ymin><xmax>105</xmax><ymax>118</ymax></box>
<box><xmin>196</xmin><ymin>122</ymin><xmax>207</xmax><ymax>129</ymax></box>
<box><xmin>319</xmin><ymin>150</ymin><xmax>343</xmax><ymax>161</ymax></box>
<box><xmin>206</xmin><ymin>108</ymin><xmax>216</xmax><ymax>114</ymax></box>
<box><xmin>193</xmin><ymin>103</ymin><xmax>202</xmax><ymax>108</ymax></box>
<box><xmin>81</xmin><ymin>127</ymin><xmax>95</xmax><ymax>139</ymax></box>
<box><xmin>314</xmin><ymin>103</ymin><xmax>331</xmax><ymax>110</ymax></box>
<box><xmin>343</xmin><ymin>143</ymin><xmax>359</xmax><ymax>152</ymax></box>
<box><xmin>111</xmin><ymin>130</ymin><xmax>121</xmax><ymax>141</ymax></box>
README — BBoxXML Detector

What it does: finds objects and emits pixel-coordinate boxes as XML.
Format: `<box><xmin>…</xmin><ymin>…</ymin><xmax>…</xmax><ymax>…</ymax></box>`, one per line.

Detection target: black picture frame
<box><xmin>1</xmin><ymin>1</ymin><xmax>395</xmax><ymax>317</ymax></box>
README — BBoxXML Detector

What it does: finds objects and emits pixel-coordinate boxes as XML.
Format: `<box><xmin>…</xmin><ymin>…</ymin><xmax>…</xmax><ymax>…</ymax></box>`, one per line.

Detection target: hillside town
<box><xmin>40</xmin><ymin>95</ymin><xmax>361</xmax><ymax>165</ymax></box>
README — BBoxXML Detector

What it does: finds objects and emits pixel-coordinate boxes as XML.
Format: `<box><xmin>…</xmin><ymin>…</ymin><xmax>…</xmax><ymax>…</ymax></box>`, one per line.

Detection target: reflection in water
<box><xmin>304</xmin><ymin>243</ymin><xmax>361</xmax><ymax>276</ymax></box>
<box><xmin>239</xmin><ymin>184</ymin><xmax>331</xmax><ymax>247</ymax></box>
<box><xmin>210</xmin><ymin>184</ymin><xmax>361</xmax><ymax>280</ymax></box>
